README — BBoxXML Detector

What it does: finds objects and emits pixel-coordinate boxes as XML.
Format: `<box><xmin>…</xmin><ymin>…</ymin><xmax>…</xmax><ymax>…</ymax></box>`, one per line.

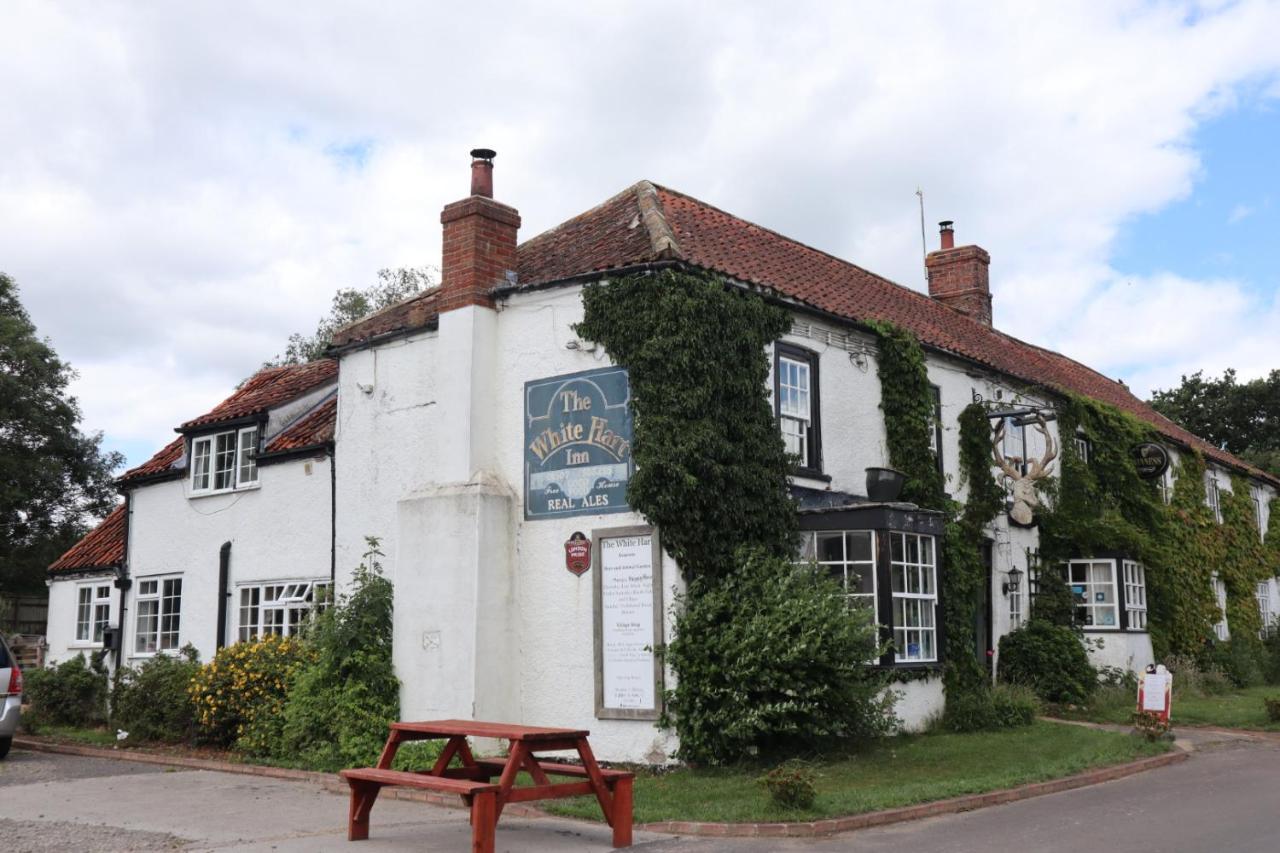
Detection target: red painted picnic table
<box><xmin>340</xmin><ymin>719</ymin><xmax>634</xmax><ymax>853</ymax></box>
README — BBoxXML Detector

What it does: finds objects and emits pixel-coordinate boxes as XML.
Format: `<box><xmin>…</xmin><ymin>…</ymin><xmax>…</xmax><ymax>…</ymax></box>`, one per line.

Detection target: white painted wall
<box><xmin>893</xmin><ymin>677</ymin><xmax>945</xmax><ymax>731</ymax></box>
<box><xmin>45</xmin><ymin>572</ymin><xmax>117</xmax><ymax>665</ymax></box>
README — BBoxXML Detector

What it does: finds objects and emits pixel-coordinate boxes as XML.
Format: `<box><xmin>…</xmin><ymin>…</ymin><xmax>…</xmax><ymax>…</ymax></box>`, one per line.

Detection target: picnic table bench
<box><xmin>340</xmin><ymin>719</ymin><xmax>633</xmax><ymax>852</ymax></box>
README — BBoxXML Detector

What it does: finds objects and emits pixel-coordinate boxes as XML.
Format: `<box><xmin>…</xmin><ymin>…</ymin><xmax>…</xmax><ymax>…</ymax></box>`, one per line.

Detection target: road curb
<box><xmin>14</xmin><ymin>735</ymin><xmax>1189</xmax><ymax>837</ymax></box>
<box><xmin>635</xmin><ymin>751</ymin><xmax>1188</xmax><ymax>838</ymax></box>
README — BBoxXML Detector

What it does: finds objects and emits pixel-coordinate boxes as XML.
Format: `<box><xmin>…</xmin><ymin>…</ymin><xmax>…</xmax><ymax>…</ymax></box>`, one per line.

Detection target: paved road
<box><xmin>1</xmin><ymin>736</ymin><xmax>1277</xmax><ymax>852</ymax></box>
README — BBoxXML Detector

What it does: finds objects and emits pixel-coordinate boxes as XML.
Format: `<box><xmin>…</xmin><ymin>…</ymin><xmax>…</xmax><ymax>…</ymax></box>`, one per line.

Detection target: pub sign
<box><xmin>1131</xmin><ymin>443</ymin><xmax>1170</xmax><ymax>480</ymax></box>
<box><xmin>524</xmin><ymin>367</ymin><xmax>633</xmax><ymax>519</ymax></box>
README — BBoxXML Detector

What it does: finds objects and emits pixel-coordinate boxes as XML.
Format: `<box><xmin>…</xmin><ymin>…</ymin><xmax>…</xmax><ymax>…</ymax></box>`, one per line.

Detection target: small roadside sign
<box><xmin>1138</xmin><ymin>664</ymin><xmax>1173</xmax><ymax>722</ymax></box>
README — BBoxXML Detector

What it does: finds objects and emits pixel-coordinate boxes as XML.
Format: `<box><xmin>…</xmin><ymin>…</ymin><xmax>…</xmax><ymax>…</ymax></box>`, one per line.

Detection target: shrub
<box><xmin>660</xmin><ymin>548</ymin><xmax>896</xmax><ymax>765</ymax></box>
<box><xmin>1204</xmin><ymin>638</ymin><xmax>1265</xmax><ymax>688</ymax></box>
<box><xmin>1167</xmin><ymin>653</ymin><xmax>1232</xmax><ymax>697</ymax></box>
<box><xmin>111</xmin><ymin>645</ymin><xmax>201</xmax><ymax>742</ymax></box>
<box><xmin>1265</xmin><ymin>697</ymin><xmax>1280</xmax><ymax>723</ymax></box>
<box><xmin>1264</xmin><ymin>630</ymin><xmax>1280</xmax><ymax>686</ymax></box>
<box><xmin>189</xmin><ymin>634</ymin><xmax>314</xmax><ymax>749</ymax></box>
<box><xmin>272</xmin><ymin>538</ymin><xmax>399</xmax><ymax>770</ymax></box>
<box><xmin>1097</xmin><ymin>665</ymin><xmax>1138</xmax><ymax>691</ymax></box>
<box><xmin>997</xmin><ymin>620</ymin><xmax>1096</xmax><ymax>705</ymax></box>
<box><xmin>760</xmin><ymin>761</ymin><xmax>818</xmax><ymax>810</ymax></box>
<box><xmin>23</xmin><ymin>653</ymin><xmax>108</xmax><ymax>728</ymax></box>
<box><xmin>942</xmin><ymin>684</ymin><xmax>1038</xmax><ymax>732</ymax></box>
<box><xmin>1131</xmin><ymin>710</ymin><xmax>1171</xmax><ymax>742</ymax></box>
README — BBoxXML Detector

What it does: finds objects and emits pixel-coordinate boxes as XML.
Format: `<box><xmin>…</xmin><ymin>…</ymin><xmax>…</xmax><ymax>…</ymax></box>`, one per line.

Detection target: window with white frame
<box><xmin>75</xmin><ymin>583</ymin><xmax>112</xmax><ymax>643</ymax></box>
<box><xmin>775</xmin><ymin>344</ymin><xmax>821</xmax><ymax>473</ymax></box>
<box><xmin>799</xmin><ymin>531</ymin><xmax>877</xmax><ymax>622</ymax></box>
<box><xmin>1122</xmin><ymin>560</ymin><xmax>1148</xmax><ymax>630</ymax></box>
<box><xmin>891</xmin><ymin>532</ymin><xmax>938</xmax><ymax>662</ymax></box>
<box><xmin>1252</xmin><ymin>487</ymin><xmax>1265</xmax><ymax>540</ymax></box>
<box><xmin>237</xmin><ymin>581</ymin><xmax>330</xmax><ymax>642</ymax></box>
<box><xmin>928</xmin><ymin>385</ymin><xmax>944</xmax><ymax>477</ymax></box>
<box><xmin>1074</xmin><ymin>431</ymin><xmax>1091</xmax><ymax>464</ymax></box>
<box><xmin>1159</xmin><ymin>467</ymin><xmax>1174</xmax><ymax>505</ymax></box>
<box><xmin>1009</xmin><ymin>582</ymin><xmax>1023</xmax><ymax>630</ymax></box>
<box><xmin>1256</xmin><ymin>582</ymin><xmax>1273</xmax><ymax>637</ymax></box>
<box><xmin>1205</xmin><ymin>474</ymin><xmax>1222</xmax><ymax>523</ymax></box>
<box><xmin>1064</xmin><ymin>559</ymin><xmax>1119</xmax><ymax>629</ymax></box>
<box><xmin>134</xmin><ymin>576</ymin><xmax>182</xmax><ymax>654</ymax></box>
<box><xmin>1002</xmin><ymin>417</ymin><xmax>1026</xmax><ymax>473</ymax></box>
<box><xmin>191</xmin><ymin>426</ymin><xmax>259</xmax><ymax>494</ymax></box>
<box><xmin>1211</xmin><ymin>574</ymin><xmax>1229</xmax><ymax>641</ymax></box>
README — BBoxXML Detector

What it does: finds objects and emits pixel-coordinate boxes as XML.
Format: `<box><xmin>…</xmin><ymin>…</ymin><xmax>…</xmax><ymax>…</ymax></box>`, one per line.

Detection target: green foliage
<box><xmin>1031</xmin><ymin>570</ymin><xmax>1077</xmax><ymax>629</ymax></box>
<box><xmin>1149</xmin><ymin>368</ymin><xmax>1280</xmax><ymax>478</ymax></box>
<box><xmin>1130</xmin><ymin>711</ymin><xmax>1171</xmax><ymax>742</ymax></box>
<box><xmin>942</xmin><ymin>684</ymin><xmax>1039</xmax><ymax>733</ymax></box>
<box><xmin>1264</xmin><ymin>697</ymin><xmax>1280</xmax><ymax>723</ymax></box>
<box><xmin>189</xmin><ymin>634</ymin><xmax>315</xmax><ymax>749</ymax></box>
<box><xmin>760</xmin><ymin>761</ymin><xmax>818</xmax><ymax>810</ymax></box>
<box><xmin>267</xmin><ymin>267</ymin><xmax>434</xmax><ymax>366</ymax></box>
<box><xmin>575</xmin><ymin>269</ymin><xmax>797</xmax><ymax>582</ymax></box>
<box><xmin>272</xmin><ymin>537</ymin><xmax>399</xmax><ymax>770</ymax></box>
<box><xmin>0</xmin><ymin>273</ymin><xmax>124</xmax><ymax>593</ymax></box>
<box><xmin>23</xmin><ymin>653</ymin><xmax>109</xmax><ymax>727</ymax></box>
<box><xmin>866</xmin><ymin>322</ymin><xmax>946</xmax><ymax>508</ymax></box>
<box><xmin>1148</xmin><ymin>453</ymin><xmax>1219</xmax><ymax>658</ymax></box>
<box><xmin>998</xmin><ymin>621</ymin><xmax>1097</xmax><ymax>705</ymax></box>
<box><xmin>1263</xmin><ymin>631</ymin><xmax>1280</xmax><ymax>685</ymax></box>
<box><xmin>111</xmin><ymin>645</ymin><xmax>201</xmax><ymax>742</ymax></box>
<box><xmin>660</xmin><ymin>548</ymin><xmax>895</xmax><ymax>765</ymax></box>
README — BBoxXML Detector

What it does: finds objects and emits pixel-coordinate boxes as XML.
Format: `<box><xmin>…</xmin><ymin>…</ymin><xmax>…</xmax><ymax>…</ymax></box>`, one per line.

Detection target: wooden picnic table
<box><xmin>340</xmin><ymin>719</ymin><xmax>633</xmax><ymax>852</ymax></box>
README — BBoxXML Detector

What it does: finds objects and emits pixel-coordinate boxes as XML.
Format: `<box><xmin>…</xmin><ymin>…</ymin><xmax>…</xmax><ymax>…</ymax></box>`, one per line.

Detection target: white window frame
<box><xmin>134</xmin><ymin>575</ymin><xmax>183</xmax><ymax>655</ymax></box>
<box><xmin>1122</xmin><ymin>560</ymin><xmax>1148</xmax><ymax>631</ymax></box>
<box><xmin>1256</xmin><ymin>582</ymin><xmax>1273</xmax><ymax>638</ymax></box>
<box><xmin>1159</xmin><ymin>467</ymin><xmax>1174</xmax><ymax>505</ymax></box>
<box><xmin>777</xmin><ymin>355</ymin><xmax>812</xmax><ymax>465</ymax></box>
<box><xmin>1063</xmin><ymin>559</ymin><xmax>1120</xmax><ymax>630</ymax></box>
<box><xmin>75</xmin><ymin>582</ymin><xmax>112</xmax><ymax>644</ymax></box>
<box><xmin>1211</xmin><ymin>574</ymin><xmax>1229</xmax><ymax>642</ymax></box>
<box><xmin>1251</xmin><ymin>487</ymin><xmax>1265</xmax><ymax>541</ymax></box>
<box><xmin>799</xmin><ymin>531</ymin><xmax>878</xmax><ymax>624</ymax></box>
<box><xmin>1074</xmin><ymin>431</ymin><xmax>1090</xmax><ymax>464</ymax></box>
<box><xmin>191</xmin><ymin>426</ymin><xmax>259</xmax><ymax>495</ymax></box>
<box><xmin>236</xmin><ymin>580</ymin><xmax>330</xmax><ymax>642</ymax></box>
<box><xmin>1206</xmin><ymin>474</ymin><xmax>1222</xmax><ymax>523</ymax></box>
<box><xmin>891</xmin><ymin>532</ymin><xmax>938</xmax><ymax>663</ymax></box>
<box><xmin>1009</xmin><ymin>581</ymin><xmax>1023</xmax><ymax>630</ymax></box>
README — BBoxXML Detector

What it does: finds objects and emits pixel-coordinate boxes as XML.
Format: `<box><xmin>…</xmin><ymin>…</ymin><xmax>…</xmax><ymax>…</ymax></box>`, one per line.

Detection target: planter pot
<box><xmin>865</xmin><ymin>467</ymin><xmax>907</xmax><ymax>502</ymax></box>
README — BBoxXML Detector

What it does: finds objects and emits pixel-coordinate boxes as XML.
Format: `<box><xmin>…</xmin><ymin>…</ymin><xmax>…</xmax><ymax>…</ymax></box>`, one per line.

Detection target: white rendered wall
<box><xmin>45</xmin><ymin>572</ymin><xmax>118</xmax><ymax>665</ymax></box>
<box><xmin>121</xmin><ymin>452</ymin><xmax>333</xmax><ymax>665</ymax></box>
<box><xmin>893</xmin><ymin>677</ymin><xmax>945</xmax><ymax>732</ymax></box>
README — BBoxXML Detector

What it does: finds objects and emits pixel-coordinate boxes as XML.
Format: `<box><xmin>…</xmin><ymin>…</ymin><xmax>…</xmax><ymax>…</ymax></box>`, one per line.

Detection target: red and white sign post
<box><xmin>1137</xmin><ymin>664</ymin><xmax>1173</xmax><ymax>723</ymax></box>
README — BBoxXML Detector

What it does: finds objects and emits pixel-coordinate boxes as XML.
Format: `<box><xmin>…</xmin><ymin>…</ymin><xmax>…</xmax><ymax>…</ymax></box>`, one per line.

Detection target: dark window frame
<box><xmin>774</xmin><ymin>342</ymin><xmax>824</xmax><ymax>478</ymax></box>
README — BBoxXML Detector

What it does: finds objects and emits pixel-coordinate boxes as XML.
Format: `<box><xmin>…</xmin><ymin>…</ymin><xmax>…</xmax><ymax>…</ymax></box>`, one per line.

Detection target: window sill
<box><xmin>789</xmin><ymin>469</ymin><xmax>831</xmax><ymax>484</ymax></box>
<box><xmin>190</xmin><ymin>482</ymin><xmax>261</xmax><ymax>499</ymax></box>
<box><xmin>68</xmin><ymin>642</ymin><xmax>104</xmax><ymax>650</ymax></box>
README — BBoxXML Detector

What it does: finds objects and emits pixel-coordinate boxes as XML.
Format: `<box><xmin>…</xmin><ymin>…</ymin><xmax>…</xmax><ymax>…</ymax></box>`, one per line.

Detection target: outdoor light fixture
<box><xmin>1003</xmin><ymin>566</ymin><xmax>1024</xmax><ymax>597</ymax></box>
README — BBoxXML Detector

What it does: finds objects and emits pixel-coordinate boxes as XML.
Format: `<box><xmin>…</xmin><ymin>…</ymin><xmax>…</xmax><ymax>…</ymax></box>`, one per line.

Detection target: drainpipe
<box><xmin>216</xmin><ymin>542</ymin><xmax>231</xmax><ymax>650</ymax></box>
<box><xmin>113</xmin><ymin>492</ymin><xmax>134</xmax><ymax>670</ymax></box>
<box><xmin>330</xmin><ymin>443</ymin><xmax>337</xmax><ymax>587</ymax></box>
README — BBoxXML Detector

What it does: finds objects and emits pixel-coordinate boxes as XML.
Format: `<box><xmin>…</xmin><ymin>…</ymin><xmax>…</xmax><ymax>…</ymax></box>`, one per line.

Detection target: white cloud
<box><xmin>1</xmin><ymin>0</ymin><xmax>1279</xmax><ymax>462</ymax></box>
<box><xmin>1228</xmin><ymin>203</ymin><xmax>1254</xmax><ymax>223</ymax></box>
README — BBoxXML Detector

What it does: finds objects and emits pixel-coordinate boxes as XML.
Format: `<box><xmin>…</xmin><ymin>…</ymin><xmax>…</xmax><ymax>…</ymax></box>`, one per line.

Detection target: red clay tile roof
<box><xmin>331</xmin><ymin>290</ymin><xmax>441</xmax><ymax>348</ymax></box>
<box><xmin>180</xmin><ymin>360</ymin><xmax>338</xmax><ymax>430</ymax></box>
<box><xmin>265</xmin><ymin>395</ymin><xmax>336</xmax><ymax>453</ymax></box>
<box><xmin>49</xmin><ymin>505</ymin><xmax>126</xmax><ymax>573</ymax></box>
<box><xmin>334</xmin><ymin>179</ymin><xmax>1273</xmax><ymax>484</ymax></box>
<box><xmin>117</xmin><ymin>436</ymin><xmax>186</xmax><ymax>485</ymax></box>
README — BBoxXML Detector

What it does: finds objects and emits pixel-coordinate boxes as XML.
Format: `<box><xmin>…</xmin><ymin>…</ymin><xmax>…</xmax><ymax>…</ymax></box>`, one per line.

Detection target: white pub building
<box><xmin>48</xmin><ymin>151</ymin><xmax>1279</xmax><ymax>762</ymax></box>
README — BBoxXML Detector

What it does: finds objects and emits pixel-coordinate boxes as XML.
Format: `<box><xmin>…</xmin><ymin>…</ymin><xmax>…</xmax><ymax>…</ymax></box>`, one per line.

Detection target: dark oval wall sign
<box><xmin>1131</xmin><ymin>443</ymin><xmax>1170</xmax><ymax>480</ymax></box>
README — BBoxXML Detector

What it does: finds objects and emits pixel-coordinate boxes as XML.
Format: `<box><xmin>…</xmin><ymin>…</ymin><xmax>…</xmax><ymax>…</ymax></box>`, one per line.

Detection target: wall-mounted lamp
<box><xmin>1002</xmin><ymin>566</ymin><xmax>1024</xmax><ymax>597</ymax></box>
<box><xmin>848</xmin><ymin>349</ymin><xmax>869</xmax><ymax>372</ymax></box>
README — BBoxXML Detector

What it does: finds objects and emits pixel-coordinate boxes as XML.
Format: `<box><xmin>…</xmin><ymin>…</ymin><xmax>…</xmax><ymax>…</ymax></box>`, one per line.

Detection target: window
<box><xmin>237</xmin><ymin>580</ymin><xmax>330</xmax><ymax>642</ymax></box>
<box><xmin>1159</xmin><ymin>467</ymin><xmax>1173</xmax><ymax>505</ymax></box>
<box><xmin>891</xmin><ymin>532</ymin><xmax>938</xmax><ymax>662</ymax></box>
<box><xmin>1074</xmin><ymin>431</ymin><xmax>1091</xmax><ymax>464</ymax></box>
<box><xmin>1256</xmin><ymin>582</ymin><xmax>1274</xmax><ymax>638</ymax></box>
<box><xmin>775</xmin><ymin>344</ymin><xmax>821</xmax><ymax>473</ymax></box>
<box><xmin>135</xmin><ymin>576</ymin><xmax>182</xmax><ymax>654</ymax></box>
<box><xmin>928</xmin><ymin>385</ymin><xmax>944</xmax><ymax>477</ymax></box>
<box><xmin>191</xmin><ymin>426</ymin><xmax>259</xmax><ymax>494</ymax></box>
<box><xmin>1064</xmin><ymin>559</ymin><xmax>1119</xmax><ymax>629</ymax></box>
<box><xmin>1002</xmin><ymin>417</ymin><xmax>1026</xmax><ymax>474</ymax></box>
<box><xmin>1122</xmin><ymin>560</ymin><xmax>1148</xmax><ymax>631</ymax></box>
<box><xmin>1206</xmin><ymin>474</ymin><xmax>1222</xmax><ymax>523</ymax></box>
<box><xmin>75</xmin><ymin>584</ymin><xmax>112</xmax><ymax>643</ymax></box>
<box><xmin>1009</xmin><ymin>582</ymin><xmax>1023</xmax><ymax>630</ymax></box>
<box><xmin>799</xmin><ymin>531</ymin><xmax>877</xmax><ymax>622</ymax></box>
<box><xmin>1211</xmin><ymin>574</ymin><xmax>1229</xmax><ymax>642</ymax></box>
<box><xmin>1251</xmin><ymin>487</ymin><xmax>1265</xmax><ymax>541</ymax></box>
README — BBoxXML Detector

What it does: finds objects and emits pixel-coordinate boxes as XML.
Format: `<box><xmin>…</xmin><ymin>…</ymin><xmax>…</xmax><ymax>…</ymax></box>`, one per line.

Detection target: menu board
<box><xmin>594</xmin><ymin>530</ymin><xmax>662</xmax><ymax>718</ymax></box>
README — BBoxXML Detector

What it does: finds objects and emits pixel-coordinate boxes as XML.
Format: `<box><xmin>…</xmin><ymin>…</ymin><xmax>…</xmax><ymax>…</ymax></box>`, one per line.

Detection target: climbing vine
<box><xmin>574</xmin><ymin>268</ymin><xmax>797</xmax><ymax>581</ymax></box>
<box><xmin>867</xmin><ymin>321</ymin><xmax>947</xmax><ymax>508</ymax></box>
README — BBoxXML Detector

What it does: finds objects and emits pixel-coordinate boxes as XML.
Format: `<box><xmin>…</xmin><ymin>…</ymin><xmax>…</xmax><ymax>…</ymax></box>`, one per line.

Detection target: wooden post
<box><xmin>611</xmin><ymin>777</ymin><xmax>633</xmax><ymax>848</ymax></box>
<box><xmin>471</xmin><ymin>790</ymin><xmax>497</xmax><ymax>853</ymax></box>
<box><xmin>347</xmin><ymin>781</ymin><xmax>379</xmax><ymax>841</ymax></box>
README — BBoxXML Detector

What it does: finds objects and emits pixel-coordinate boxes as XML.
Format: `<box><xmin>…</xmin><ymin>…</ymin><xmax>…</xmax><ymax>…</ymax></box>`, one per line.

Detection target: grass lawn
<box><xmin>1062</xmin><ymin>684</ymin><xmax>1280</xmax><ymax>731</ymax></box>
<box><xmin>22</xmin><ymin>724</ymin><xmax>120</xmax><ymax>748</ymax></box>
<box><xmin>541</xmin><ymin>721</ymin><xmax>1168</xmax><ymax>824</ymax></box>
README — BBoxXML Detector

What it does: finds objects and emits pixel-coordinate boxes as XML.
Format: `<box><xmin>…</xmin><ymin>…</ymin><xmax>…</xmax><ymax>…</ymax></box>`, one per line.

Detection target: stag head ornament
<box><xmin>992</xmin><ymin>414</ymin><xmax>1058</xmax><ymax>526</ymax></box>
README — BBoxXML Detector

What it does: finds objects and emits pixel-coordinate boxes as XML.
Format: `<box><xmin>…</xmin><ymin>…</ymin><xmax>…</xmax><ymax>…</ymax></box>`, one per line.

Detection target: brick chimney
<box><xmin>438</xmin><ymin>149</ymin><xmax>521</xmax><ymax>312</ymax></box>
<box><xmin>925</xmin><ymin>220</ymin><xmax>992</xmax><ymax>326</ymax></box>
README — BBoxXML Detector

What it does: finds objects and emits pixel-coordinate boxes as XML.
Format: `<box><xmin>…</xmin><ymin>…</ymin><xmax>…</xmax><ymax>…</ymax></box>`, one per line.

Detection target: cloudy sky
<box><xmin>3</xmin><ymin>1</ymin><xmax>1279</xmax><ymax>470</ymax></box>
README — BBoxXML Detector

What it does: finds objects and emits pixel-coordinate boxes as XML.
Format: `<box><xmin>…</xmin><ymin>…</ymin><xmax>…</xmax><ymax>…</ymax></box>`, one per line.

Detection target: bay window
<box><xmin>775</xmin><ymin>344</ymin><xmax>821</xmax><ymax>474</ymax></box>
<box><xmin>1122</xmin><ymin>560</ymin><xmax>1147</xmax><ymax>630</ymax></box>
<box><xmin>891</xmin><ymin>532</ymin><xmax>937</xmax><ymax>662</ymax></box>
<box><xmin>191</xmin><ymin>426</ymin><xmax>259</xmax><ymax>495</ymax></box>
<box><xmin>1065</xmin><ymin>559</ymin><xmax>1119</xmax><ymax>629</ymax></box>
<box><xmin>799</xmin><ymin>531</ymin><xmax>877</xmax><ymax>621</ymax></box>
<box><xmin>135</xmin><ymin>576</ymin><xmax>182</xmax><ymax>654</ymax></box>
<box><xmin>75</xmin><ymin>583</ymin><xmax>112</xmax><ymax>644</ymax></box>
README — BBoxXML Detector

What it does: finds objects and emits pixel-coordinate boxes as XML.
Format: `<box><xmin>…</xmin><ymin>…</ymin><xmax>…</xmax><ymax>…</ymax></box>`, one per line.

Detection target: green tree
<box><xmin>0</xmin><ymin>273</ymin><xmax>123</xmax><ymax>593</ymax></box>
<box><xmin>268</xmin><ymin>267</ymin><xmax>435</xmax><ymax>365</ymax></box>
<box><xmin>1149</xmin><ymin>369</ymin><xmax>1280</xmax><ymax>476</ymax></box>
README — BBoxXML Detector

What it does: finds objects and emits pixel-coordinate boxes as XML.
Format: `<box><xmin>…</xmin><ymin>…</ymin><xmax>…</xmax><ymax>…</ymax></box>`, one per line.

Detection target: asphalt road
<box><xmin>1</xmin><ymin>736</ymin><xmax>1277</xmax><ymax>852</ymax></box>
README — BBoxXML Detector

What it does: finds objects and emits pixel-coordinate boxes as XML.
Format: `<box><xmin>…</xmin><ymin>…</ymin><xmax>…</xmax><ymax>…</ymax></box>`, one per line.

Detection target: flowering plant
<box><xmin>188</xmin><ymin>634</ymin><xmax>315</xmax><ymax>749</ymax></box>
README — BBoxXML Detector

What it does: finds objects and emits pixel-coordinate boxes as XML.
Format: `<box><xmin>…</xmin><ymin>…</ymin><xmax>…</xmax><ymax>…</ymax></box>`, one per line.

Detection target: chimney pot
<box><xmin>939</xmin><ymin>220</ymin><xmax>955</xmax><ymax>250</ymax></box>
<box><xmin>469</xmin><ymin>148</ymin><xmax>496</xmax><ymax>198</ymax></box>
